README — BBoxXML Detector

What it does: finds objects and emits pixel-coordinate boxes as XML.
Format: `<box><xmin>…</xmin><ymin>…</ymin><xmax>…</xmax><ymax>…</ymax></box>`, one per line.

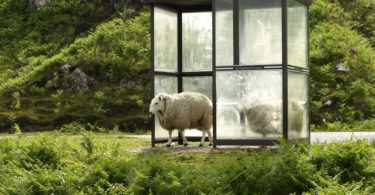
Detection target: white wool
<box><xmin>149</xmin><ymin>92</ymin><xmax>213</xmax><ymax>146</ymax></box>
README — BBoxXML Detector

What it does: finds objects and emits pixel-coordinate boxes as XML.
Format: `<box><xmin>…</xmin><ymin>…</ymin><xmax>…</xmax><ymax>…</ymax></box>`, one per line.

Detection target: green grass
<box><xmin>0</xmin><ymin>131</ymin><xmax>374</xmax><ymax>194</ymax></box>
<box><xmin>0</xmin><ymin>131</ymin><xmax>150</xmax><ymax>152</ymax></box>
<box><xmin>312</xmin><ymin>119</ymin><xmax>375</xmax><ymax>132</ymax></box>
<box><xmin>0</xmin><ymin>10</ymin><xmax>152</xmax><ymax>133</ymax></box>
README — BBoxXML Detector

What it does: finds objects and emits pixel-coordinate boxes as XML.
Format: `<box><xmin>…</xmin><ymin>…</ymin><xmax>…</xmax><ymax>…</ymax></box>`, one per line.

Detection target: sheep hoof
<box><xmin>209</xmin><ymin>143</ymin><xmax>213</xmax><ymax>147</ymax></box>
<box><xmin>199</xmin><ymin>144</ymin><xmax>203</xmax><ymax>147</ymax></box>
<box><xmin>166</xmin><ymin>144</ymin><xmax>171</xmax><ymax>147</ymax></box>
<box><xmin>183</xmin><ymin>143</ymin><xmax>188</xmax><ymax>147</ymax></box>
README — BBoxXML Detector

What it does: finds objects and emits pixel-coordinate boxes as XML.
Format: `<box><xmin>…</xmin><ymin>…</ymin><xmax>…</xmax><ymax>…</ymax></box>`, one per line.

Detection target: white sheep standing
<box><xmin>243</xmin><ymin>100</ymin><xmax>305</xmax><ymax>137</ymax></box>
<box><xmin>243</xmin><ymin>104</ymin><xmax>282</xmax><ymax>137</ymax></box>
<box><xmin>149</xmin><ymin>92</ymin><xmax>213</xmax><ymax>147</ymax></box>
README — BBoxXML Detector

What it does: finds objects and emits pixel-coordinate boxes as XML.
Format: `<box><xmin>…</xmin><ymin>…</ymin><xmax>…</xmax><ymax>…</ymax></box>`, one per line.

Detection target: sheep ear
<box><xmin>158</xmin><ymin>94</ymin><xmax>166</xmax><ymax>101</ymax></box>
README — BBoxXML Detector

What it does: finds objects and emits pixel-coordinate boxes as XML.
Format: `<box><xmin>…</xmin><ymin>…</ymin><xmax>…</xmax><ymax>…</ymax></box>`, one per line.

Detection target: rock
<box><xmin>28</xmin><ymin>0</ymin><xmax>50</xmax><ymax>9</ymax></box>
<box><xmin>119</xmin><ymin>79</ymin><xmax>136</xmax><ymax>89</ymax></box>
<box><xmin>71</xmin><ymin>68</ymin><xmax>94</xmax><ymax>91</ymax></box>
<box><xmin>46</xmin><ymin>80</ymin><xmax>56</xmax><ymax>88</ymax></box>
<box><xmin>46</xmin><ymin>66</ymin><xmax>95</xmax><ymax>91</ymax></box>
<box><xmin>60</xmin><ymin>64</ymin><xmax>72</xmax><ymax>75</ymax></box>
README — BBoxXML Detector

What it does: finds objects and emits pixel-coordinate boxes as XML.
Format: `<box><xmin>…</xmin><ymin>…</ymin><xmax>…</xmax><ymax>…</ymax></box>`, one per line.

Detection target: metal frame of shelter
<box><xmin>141</xmin><ymin>0</ymin><xmax>312</xmax><ymax>147</ymax></box>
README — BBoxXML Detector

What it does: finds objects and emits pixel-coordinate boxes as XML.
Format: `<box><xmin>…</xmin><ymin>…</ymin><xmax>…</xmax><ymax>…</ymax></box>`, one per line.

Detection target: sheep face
<box><xmin>149</xmin><ymin>93</ymin><xmax>168</xmax><ymax>114</ymax></box>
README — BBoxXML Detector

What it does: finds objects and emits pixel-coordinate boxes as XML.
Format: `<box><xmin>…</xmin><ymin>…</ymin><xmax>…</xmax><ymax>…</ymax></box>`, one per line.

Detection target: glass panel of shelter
<box><xmin>182</xmin><ymin>12</ymin><xmax>212</xmax><ymax>71</ymax></box>
<box><xmin>181</xmin><ymin>11</ymin><xmax>213</xmax><ymax>137</ymax></box>
<box><xmin>239</xmin><ymin>0</ymin><xmax>282</xmax><ymax>65</ymax></box>
<box><xmin>216</xmin><ymin>70</ymin><xmax>283</xmax><ymax>140</ymax></box>
<box><xmin>288</xmin><ymin>71</ymin><xmax>309</xmax><ymax>139</ymax></box>
<box><xmin>154</xmin><ymin>76</ymin><xmax>179</xmax><ymax>140</ymax></box>
<box><xmin>287</xmin><ymin>0</ymin><xmax>309</xmax><ymax>140</ymax></box>
<box><xmin>215</xmin><ymin>0</ymin><xmax>283</xmax><ymax>141</ymax></box>
<box><xmin>182</xmin><ymin>76</ymin><xmax>213</xmax><ymax>137</ymax></box>
<box><xmin>153</xmin><ymin>6</ymin><xmax>179</xmax><ymax>140</ymax></box>
<box><xmin>288</xmin><ymin>0</ymin><xmax>308</xmax><ymax>68</ymax></box>
<box><xmin>154</xmin><ymin>6</ymin><xmax>178</xmax><ymax>72</ymax></box>
<box><xmin>154</xmin><ymin>8</ymin><xmax>214</xmax><ymax>140</ymax></box>
<box><xmin>215</xmin><ymin>0</ymin><xmax>233</xmax><ymax>66</ymax></box>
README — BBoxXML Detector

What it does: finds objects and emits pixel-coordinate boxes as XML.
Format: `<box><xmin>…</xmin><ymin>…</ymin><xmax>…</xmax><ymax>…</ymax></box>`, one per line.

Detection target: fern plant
<box><xmin>11</xmin><ymin>91</ymin><xmax>21</xmax><ymax>109</ymax></box>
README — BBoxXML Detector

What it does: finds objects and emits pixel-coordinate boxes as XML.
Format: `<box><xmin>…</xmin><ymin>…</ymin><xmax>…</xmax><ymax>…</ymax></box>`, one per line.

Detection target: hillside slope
<box><xmin>0</xmin><ymin>0</ymin><xmax>374</xmax><ymax>132</ymax></box>
<box><xmin>0</xmin><ymin>1</ymin><xmax>151</xmax><ymax>132</ymax></box>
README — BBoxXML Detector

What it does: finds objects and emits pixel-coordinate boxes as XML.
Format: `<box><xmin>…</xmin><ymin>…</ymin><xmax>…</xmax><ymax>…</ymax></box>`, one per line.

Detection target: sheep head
<box><xmin>149</xmin><ymin>93</ymin><xmax>169</xmax><ymax>114</ymax></box>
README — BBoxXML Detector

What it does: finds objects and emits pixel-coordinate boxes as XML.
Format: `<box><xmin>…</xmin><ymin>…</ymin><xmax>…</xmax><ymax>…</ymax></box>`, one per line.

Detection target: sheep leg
<box><xmin>179</xmin><ymin>130</ymin><xmax>188</xmax><ymax>146</ymax></box>
<box><xmin>207</xmin><ymin>130</ymin><xmax>213</xmax><ymax>146</ymax></box>
<box><xmin>166</xmin><ymin>130</ymin><xmax>172</xmax><ymax>147</ymax></box>
<box><xmin>199</xmin><ymin>131</ymin><xmax>206</xmax><ymax>147</ymax></box>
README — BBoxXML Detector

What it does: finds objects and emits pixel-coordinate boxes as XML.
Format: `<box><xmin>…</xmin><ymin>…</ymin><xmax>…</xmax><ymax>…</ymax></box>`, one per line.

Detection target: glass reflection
<box><xmin>154</xmin><ymin>6</ymin><xmax>178</xmax><ymax>72</ymax></box>
<box><xmin>288</xmin><ymin>71</ymin><xmax>309</xmax><ymax>139</ymax></box>
<box><xmin>216</xmin><ymin>70</ymin><xmax>283</xmax><ymax>139</ymax></box>
<box><xmin>182</xmin><ymin>12</ymin><xmax>212</xmax><ymax>71</ymax></box>
<box><xmin>154</xmin><ymin>76</ymin><xmax>178</xmax><ymax>138</ymax></box>
<box><xmin>216</xmin><ymin>0</ymin><xmax>234</xmax><ymax>66</ymax></box>
<box><xmin>288</xmin><ymin>0</ymin><xmax>308</xmax><ymax>67</ymax></box>
<box><xmin>183</xmin><ymin>76</ymin><xmax>213</xmax><ymax>137</ymax></box>
<box><xmin>239</xmin><ymin>0</ymin><xmax>282</xmax><ymax>65</ymax></box>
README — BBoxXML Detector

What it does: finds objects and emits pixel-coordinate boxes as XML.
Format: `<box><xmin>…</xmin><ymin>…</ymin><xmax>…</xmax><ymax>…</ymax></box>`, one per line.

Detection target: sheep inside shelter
<box><xmin>148</xmin><ymin>1</ymin><xmax>311</xmax><ymax>147</ymax></box>
<box><xmin>242</xmin><ymin>100</ymin><xmax>305</xmax><ymax>138</ymax></box>
<box><xmin>149</xmin><ymin>92</ymin><xmax>213</xmax><ymax>147</ymax></box>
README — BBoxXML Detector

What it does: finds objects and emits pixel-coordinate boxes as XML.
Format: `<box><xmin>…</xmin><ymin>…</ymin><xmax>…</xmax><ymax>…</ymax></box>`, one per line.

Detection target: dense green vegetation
<box><xmin>0</xmin><ymin>0</ymin><xmax>126</xmax><ymax>72</ymax></box>
<box><xmin>0</xmin><ymin>132</ymin><xmax>373</xmax><ymax>194</ymax></box>
<box><xmin>0</xmin><ymin>0</ymin><xmax>374</xmax><ymax>132</ymax></box>
<box><xmin>0</xmin><ymin>1</ymin><xmax>373</xmax><ymax>194</ymax></box>
<box><xmin>0</xmin><ymin>1</ymin><xmax>151</xmax><ymax>132</ymax></box>
<box><xmin>309</xmin><ymin>0</ymin><xmax>375</xmax><ymax>129</ymax></box>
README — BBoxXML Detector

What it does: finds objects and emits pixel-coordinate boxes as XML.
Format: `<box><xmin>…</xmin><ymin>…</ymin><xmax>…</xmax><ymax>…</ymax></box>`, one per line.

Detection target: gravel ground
<box><xmin>129</xmin><ymin>132</ymin><xmax>375</xmax><ymax>153</ymax></box>
<box><xmin>127</xmin><ymin>132</ymin><xmax>375</xmax><ymax>144</ymax></box>
<box><xmin>1</xmin><ymin>133</ymin><xmax>374</xmax><ymax>144</ymax></box>
<box><xmin>1</xmin><ymin>133</ymin><xmax>373</xmax><ymax>153</ymax></box>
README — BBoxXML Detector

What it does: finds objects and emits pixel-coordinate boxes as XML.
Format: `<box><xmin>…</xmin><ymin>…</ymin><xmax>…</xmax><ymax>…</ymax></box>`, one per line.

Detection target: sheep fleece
<box><xmin>157</xmin><ymin>92</ymin><xmax>212</xmax><ymax>131</ymax></box>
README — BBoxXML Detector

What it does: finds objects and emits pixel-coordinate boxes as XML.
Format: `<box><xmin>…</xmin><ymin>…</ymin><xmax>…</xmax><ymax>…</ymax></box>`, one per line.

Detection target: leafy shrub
<box><xmin>81</xmin><ymin>132</ymin><xmax>96</xmax><ymax>156</ymax></box>
<box><xmin>101</xmin><ymin>158</ymin><xmax>133</xmax><ymax>185</ymax></box>
<box><xmin>11</xmin><ymin>91</ymin><xmax>21</xmax><ymax>109</ymax></box>
<box><xmin>268</xmin><ymin>142</ymin><xmax>316</xmax><ymax>194</ymax></box>
<box><xmin>105</xmin><ymin>183</ymin><xmax>128</xmax><ymax>194</ymax></box>
<box><xmin>0</xmin><ymin>0</ymin><xmax>125</xmax><ymax>64</ymax></box>
<box><xmin>304</xmin><ymin>177</ymin><xmax>375</xmax><ymax>195</ymax></box>
<box><xmin>23</xmin><ymin>134</ymin><xmax>62</xmax><ymax>168</ymax></box>
<box><xmin>357</xmin><ymin>119</ymin><xmax>375</xmax><ymax>131</ymax></box>
<box><xmin>310</xmin><ymin>140</ymin><xmax>375</xmax><ymax>183</ymax></box>
<box><xmin>0</xmin><ymin>10</ymin><xmax>151</xmax><ymax>132</ymax></box>
<box><xmin>0</xmin><ymin>9</ymin><xmax>150</xmax><ymax>94</ymax></box>
<box><xmin>58</xmin><ymin>122</ymin><xmax>86</xmax><ymax>133</ymax></box>
<box><xmin>13</xmin><ymin>123</ymin><xmax>22</xmax><ymax>134</ymax></box>
<box><xmin>59</xmin><ymin>122</ymin><xmax>123</xmax><ymax>134</ymax></box>
<box><xmin>313</xmin><ymin>119</ymin><xmax>375</xmax><ymax>132</ymax></box>
<box><xmin>309</xmin><ymin>0</ymin><xmax>375</xmax><ymax>127</ymax></box>
<box><xmin>0</xmin><ymin>133</ymin><xmax>374</xmax><ymax>194</ymax></box>
<box><xmin>221</xmin><ymin>142</ymin><xmax>316</xmax><ymax>194</ymax></box>
<box><xmin>310</xmin><ymin>22</ymin><xmax>375</xmax><ymax>125</ymax></box>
